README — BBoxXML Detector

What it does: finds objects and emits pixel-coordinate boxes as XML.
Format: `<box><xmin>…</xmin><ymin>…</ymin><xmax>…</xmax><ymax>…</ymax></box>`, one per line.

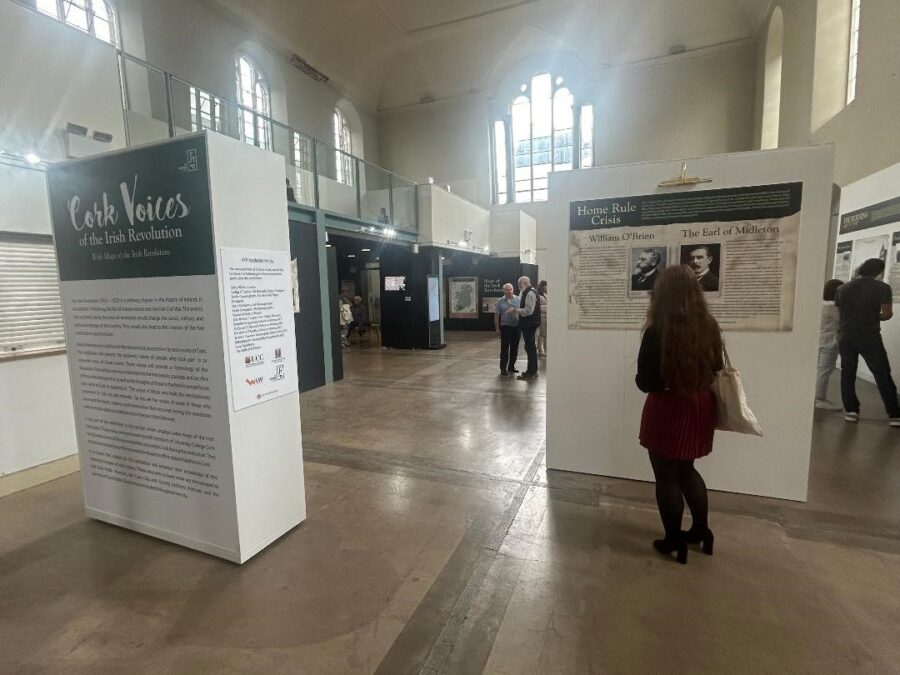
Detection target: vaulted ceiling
<box><xmin>208</xmin><ymin>0</ymin><xmax>772</xmax><ymax>112</ymax></box>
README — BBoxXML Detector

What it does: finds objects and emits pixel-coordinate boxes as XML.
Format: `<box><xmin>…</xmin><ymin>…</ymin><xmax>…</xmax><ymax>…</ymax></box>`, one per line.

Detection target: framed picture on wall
<box><xmin>448</xmin><ymin>277</ymin><xmax>478</xmax><ymax>319</ymax></box>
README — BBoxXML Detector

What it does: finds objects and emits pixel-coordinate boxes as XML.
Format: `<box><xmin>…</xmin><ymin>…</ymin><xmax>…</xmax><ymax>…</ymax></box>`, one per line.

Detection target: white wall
<box><xmin>2</xmin><ymin>1</ymin><xmax>380</xmax><ymax>166</ymax></box>
<box><xmin>545</xmin><ymin>146</ymin><xmax>835</xmax><ymax>501</ymax></box>
<box><xmin>0</xmin><ymin>1</ymin><xmax>126</xmax><ymax>162</ymax></box>
<box><xmin>835</xmin><ymin>161</ymin><xmax>900</xmax><ymax>385</ymax></box>
<box><xmin>490</xmin><ymin>209</ymin><xmax>537</xmax><ymax>262</ymax></box>
<box><xmin>379</xmin><ymin>42</ymin><xmax>757</xmax><ymax>210</ymax></box>
<box><xmin>756</xmin><ymin>0</ymin><xmax>900</xmax><ymax>187</ymax></box>
<box><xmin>0</xmin><ymin>162</ymin><xmax>77</xmax><ymax>477</ymax></box>
<box><xmin>417</xmin><ymin>184</ymin><xmax>490</xmax><ymax>251</ymax></box>
<box><xmin>126</xmin><ymin>0</ymin><xmax>380</xmax><ymax>164</ymax></box>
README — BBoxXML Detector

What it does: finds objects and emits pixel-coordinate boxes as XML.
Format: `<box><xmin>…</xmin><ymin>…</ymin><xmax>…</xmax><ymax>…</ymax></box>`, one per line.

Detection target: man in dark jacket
<box><xmin>508</xmin><ymin>276</ymin><xmax>540</xmax><ymax>380</ymax></box>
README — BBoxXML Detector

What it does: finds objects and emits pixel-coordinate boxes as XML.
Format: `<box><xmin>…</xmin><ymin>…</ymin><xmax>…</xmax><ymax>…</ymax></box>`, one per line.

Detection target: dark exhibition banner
<box><xmin>47</xmin><ymin>135</ymin><xmax>214</xmax><ymax>281</ymax></box>
<box><xmin>839</xmin><ymin>194</ymin><xmax>900</xmax><ymax>234</ymax></box>
<box><xmin>570</xmin><ymin>183</ymin><xmax>804</xmax><ymax>231</ymax></box>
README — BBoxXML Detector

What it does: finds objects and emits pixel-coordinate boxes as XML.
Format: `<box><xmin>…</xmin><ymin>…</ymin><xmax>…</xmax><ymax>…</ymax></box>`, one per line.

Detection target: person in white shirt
<box><xmin>537</xmin><ymin>280</ymin><xmax>548</xmax><ymax>356</ymax></box>
<box><xmin>815</xmin><ymin>279</ymin><xmax>844</xmax><ymax>410</ymax></box>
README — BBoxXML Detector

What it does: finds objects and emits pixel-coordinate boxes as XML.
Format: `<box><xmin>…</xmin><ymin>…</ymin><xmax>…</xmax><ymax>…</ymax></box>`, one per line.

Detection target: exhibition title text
<box><xmin>67</xmin><ymin>174</ymin><xmax>190</xmax><ymax>247</ymax></box>
<box><xmin>576</xmin><ymin>200</ymin><xmax>637</xmax><ymax>226</ymax></box>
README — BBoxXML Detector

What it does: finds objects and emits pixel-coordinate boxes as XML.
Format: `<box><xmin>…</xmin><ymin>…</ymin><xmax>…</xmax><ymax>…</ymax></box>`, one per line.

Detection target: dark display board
<box><xmin>48</xmin><ymin>136</ymin><xmax>214</xmax><ymax>281</ymax></box>
<box><xmin>288</xmin><ymin>219</ymin><xmax>326</xmax><ymax>392</ymax></box>
<box><xmin>442</xmin><ymin>253</ymin><xmax>538</xmax><ymax>331</ymax></box>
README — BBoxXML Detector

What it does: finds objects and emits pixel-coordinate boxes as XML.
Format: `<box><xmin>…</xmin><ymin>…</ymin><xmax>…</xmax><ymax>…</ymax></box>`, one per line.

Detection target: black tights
<box><xmin>648</xmin><ymin>452</ymin><xmax>709</xmax><ymax>542</ymax></box>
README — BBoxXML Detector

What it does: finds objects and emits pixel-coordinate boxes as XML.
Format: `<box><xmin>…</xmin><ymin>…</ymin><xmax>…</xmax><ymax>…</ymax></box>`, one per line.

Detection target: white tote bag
<box><xmin>711</xmin><ymin>348</ymin><xmax>763</xmax><ymax>436</ymax></box>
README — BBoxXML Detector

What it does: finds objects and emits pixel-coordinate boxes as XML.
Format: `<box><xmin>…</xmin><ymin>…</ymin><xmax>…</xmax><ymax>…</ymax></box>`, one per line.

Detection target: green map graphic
<box><xmin>453</xmin><ymin>284</ymin><xmax>474</xmax><ymax>312</ymax></box>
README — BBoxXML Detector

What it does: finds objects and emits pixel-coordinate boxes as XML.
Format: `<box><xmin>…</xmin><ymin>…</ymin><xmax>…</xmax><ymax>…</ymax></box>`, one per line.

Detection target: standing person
<box><xmin>494</xmin><ymin>283</ymin><xmax>520</xmax><ymax>376</ymax></box>
<box><xmin>508</xmin><ymin>276</ymin><xmax>540</xmax><ymax>380</ymax></box>
<box><xmin>815</xmin><ymin>279</ymin><xmax>844</xmax><ymax>410</ymax></box>
<box><xmin>349</xmin><ymin>295</ymin><xmax>367</xmax><ymax>339</ymax></box>
<box><xmin>835</xmin><ymin>258</ymin><xmax>900</xmax><ymax>426</ymax></box>
<box><xmin>339</xmin><ymin>296</ymin><xmax>353</xmax><ymax>347</ymax></box>
<box><xmin>537</xmin><ymin>280</ymin><xmax>548</xmax><ymax>357</ymax></box>
<box><xmin>636</xmin><ymin>265</ymin><xmax>724</xmax><ymax>564</ymax></box>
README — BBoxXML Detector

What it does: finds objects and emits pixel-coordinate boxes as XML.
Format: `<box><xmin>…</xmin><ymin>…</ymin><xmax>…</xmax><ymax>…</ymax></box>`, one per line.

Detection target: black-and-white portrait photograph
<box><xmin>680</xmin><ymin>243</ymin><xmax>722</xmax><ymax>292</ymax></box>
<box><xmin>629</xmin><ymin>246</ymin><xmax>668</xmax><ymax>293</ymax></box>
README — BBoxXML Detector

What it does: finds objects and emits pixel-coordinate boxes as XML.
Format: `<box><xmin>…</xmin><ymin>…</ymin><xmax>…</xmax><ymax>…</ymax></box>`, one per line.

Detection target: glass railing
<box><xmin>117</xmin><ymin>53</ymin><xmax>418</xmax><ymax>232</ymax></box>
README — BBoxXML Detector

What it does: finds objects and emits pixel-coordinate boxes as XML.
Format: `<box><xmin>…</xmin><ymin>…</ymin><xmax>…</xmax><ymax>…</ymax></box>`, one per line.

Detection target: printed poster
<box><xmin>448</xmin><ymin>276</ymin><xmax>478</xmax><ymax>319</ymax></box>
<box><xmin>221</xmin><ymin>247</ymin><xmax>299</xmax><ymax>411</ymax></box>
<box><xmin>568</xmin><ymin>182</ymin><xmax>802</xmax><ymax>331</ymax></box>
<box><xmin>833</xmin><ymin>241</ymin><xmax>854</xmax><ymax>281</ymax></box>
<box><xmin>851</xmin><ymin>234</ymin><xmax>889</xmax><ymax>273</ymax></box>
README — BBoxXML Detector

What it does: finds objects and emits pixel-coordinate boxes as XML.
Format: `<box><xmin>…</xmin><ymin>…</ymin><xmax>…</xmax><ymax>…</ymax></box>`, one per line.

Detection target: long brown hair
<box><xmin>647</xmin><ymin>265</ymin><xmax>723</xmax><ymax>395</ymax></box>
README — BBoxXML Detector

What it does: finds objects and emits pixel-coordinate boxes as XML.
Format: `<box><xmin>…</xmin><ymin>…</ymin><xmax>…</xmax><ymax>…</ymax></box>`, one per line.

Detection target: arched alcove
<box><xmin>334</xmin><ymin>98</ymin><xmax>364</xmax><ymax>160</ymax></box>
<box><xmin>761</xmin><ymin>7</ymin><xmax>784</xmax><ymax>149</ymax></box>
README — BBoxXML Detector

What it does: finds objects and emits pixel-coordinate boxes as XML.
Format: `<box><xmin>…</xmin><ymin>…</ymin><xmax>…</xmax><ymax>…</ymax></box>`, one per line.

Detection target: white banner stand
<box><xmin>545</xmin><ymin>146</ymin><xmax>835</xmax><ymax>501</ymax></box>
<box><xmin>47</xmin><ymin>132</ymin><xmax>306</xmax><ymax>562</ymax></box>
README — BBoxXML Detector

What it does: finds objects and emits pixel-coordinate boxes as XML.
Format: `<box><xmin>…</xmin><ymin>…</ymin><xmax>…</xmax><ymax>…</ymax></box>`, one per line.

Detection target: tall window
<box><xmin>291</xmin><ymin>131</ymin><xmax>313</xmax><ymax>203</ymax></box>
<box><xmin>235</xmin><ymin>55</ymin><xmax>271</xmax><ymax>150</ymax></box>
<box><xmin>761</xmin><ymin>8</ymin><xmax>784</xmax><ymax>149</ymax></box>
<box><xmin>36</xmin><ymin>0</ymin><xmax>117</xmax><ymax>45</ymax></box>
<box><xmin>493</xmin><ymin>73</ymin><xmax>593</xmax><ymax>204</ymax></box>
<box><xmin>188</xmin><ymin>86</ymin><xmax>222</xmax><ymax>133</ymax></box>
<box><xmin>333</xmin><ymin>108</ymin><xmax>354</xmax><ymax>186</ymax></box>
<box><xmin>846</xmin><ymin>0</ymin><xmax>861</xmax><ymax>104</ymax></box>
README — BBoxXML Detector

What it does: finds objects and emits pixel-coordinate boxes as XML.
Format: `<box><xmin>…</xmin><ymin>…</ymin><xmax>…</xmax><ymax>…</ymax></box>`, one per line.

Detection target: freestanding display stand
<box><xmin>47</xmin><ymin>132</ymin><xmax>306</xmax><ymax>563</ymax></box>
<box><xmin>545</xmin><ymin>146</ymin><xmax>835</xmax><ymax>501</ymax></box>
<box><xmin>832</xmin><ymin>161</ymin><xmax>900</xmax><ymax>384</ymax></box>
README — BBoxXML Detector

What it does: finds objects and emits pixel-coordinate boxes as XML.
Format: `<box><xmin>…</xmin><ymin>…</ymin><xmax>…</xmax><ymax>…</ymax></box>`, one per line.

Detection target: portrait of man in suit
<box><xmin>630</xmin><ymin>247</ymin><xmax>667</xmax><ymax>292</ymax></box>
<box><xmin>681</xmin><ymin>243</ymin><xmax>721</xmax><ymax>292</ymax></box>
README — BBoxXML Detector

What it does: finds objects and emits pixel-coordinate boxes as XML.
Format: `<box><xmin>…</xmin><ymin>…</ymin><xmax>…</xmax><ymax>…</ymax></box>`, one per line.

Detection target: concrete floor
<box><xmin>2</xmin><ymin>331</ymin><xmax>900</xmax><ymax>673</ymax></box>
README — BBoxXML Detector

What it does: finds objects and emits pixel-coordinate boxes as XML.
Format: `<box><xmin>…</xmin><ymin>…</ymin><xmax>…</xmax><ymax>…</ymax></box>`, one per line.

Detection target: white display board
<box><xmin>834</xmin><ymin>161</ymin><xmax>900</xmax><ymax>384</ymax></box>
<box><xmin>47</xmin><ymin>133</ymin><xmax>306</xmax><ymax>562</ymax></box>
<box><xmin>545</xmin><ymin>146</ymin><xmax>836</xmax><ymax>501</ymax></box>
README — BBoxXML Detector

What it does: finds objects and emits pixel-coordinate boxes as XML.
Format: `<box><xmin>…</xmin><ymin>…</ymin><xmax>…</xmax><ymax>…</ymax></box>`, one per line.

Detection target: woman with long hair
<box><xmin>636</xmin><ymin>265</ymin><xmax>724</xmax><ymax>564</ymax></box>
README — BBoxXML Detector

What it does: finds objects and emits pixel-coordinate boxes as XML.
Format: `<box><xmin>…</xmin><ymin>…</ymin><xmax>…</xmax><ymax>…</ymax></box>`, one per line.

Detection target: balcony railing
<box><xmin>117</xmin><ymin>52</ymin><xmax>418</xmax><ymax>233</ymax></box>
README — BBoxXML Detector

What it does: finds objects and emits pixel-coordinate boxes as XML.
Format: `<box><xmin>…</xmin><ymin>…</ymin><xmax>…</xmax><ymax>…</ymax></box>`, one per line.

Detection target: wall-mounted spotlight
<box><xmin>92</xmin><ymin>131</ymin><xmax>113</xmax><ymax>143</ymax></box>
<box><xmin>66</xmin><ymin>122</ymin><xmax>88</xmax><ymax>136</ymax></box>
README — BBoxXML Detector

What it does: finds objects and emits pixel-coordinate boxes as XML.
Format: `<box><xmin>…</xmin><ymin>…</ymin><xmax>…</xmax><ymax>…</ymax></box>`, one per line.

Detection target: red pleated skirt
<box><xmin>639</xmin><ymin>389</ymin><xmax>717</xmax><ymax>460</ymax></box>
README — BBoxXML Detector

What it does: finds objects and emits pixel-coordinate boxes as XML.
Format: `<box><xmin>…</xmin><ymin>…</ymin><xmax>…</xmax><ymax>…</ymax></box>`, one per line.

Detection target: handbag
<box><xmin>711</xmin><ymin>348</ymin><xmax>763</xmax><ymax>436</ymax></box>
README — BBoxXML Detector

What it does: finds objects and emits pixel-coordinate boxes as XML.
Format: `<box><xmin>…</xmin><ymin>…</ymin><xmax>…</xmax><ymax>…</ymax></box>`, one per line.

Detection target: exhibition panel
<box><xmin>545</xmin><ymin>146</ymin><xmax>836</xmax><ymax>501</ymax></box>
<box><xmin>833</xmin><ymin>161</ymin><xmax>900</xmax><ymax>385</ymax></box>
<box><xmin>46</xmin><ymin>132</ymin><xmax>306</xmax><ymax>562</ymax></box>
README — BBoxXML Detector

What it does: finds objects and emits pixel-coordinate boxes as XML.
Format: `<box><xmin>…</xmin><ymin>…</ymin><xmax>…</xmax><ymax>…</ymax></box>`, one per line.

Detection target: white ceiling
<box><xmin>209</xmin><ymin>0</ymin><xmax>772</xmax><ymax>111</ymax></box>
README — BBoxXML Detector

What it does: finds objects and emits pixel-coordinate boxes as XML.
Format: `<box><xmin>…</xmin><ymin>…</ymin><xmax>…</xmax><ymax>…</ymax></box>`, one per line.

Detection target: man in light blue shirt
<box><xmin>495</xmin><ymin>283</ymin><xmax>520</xmax><ymax>375</ymax></box>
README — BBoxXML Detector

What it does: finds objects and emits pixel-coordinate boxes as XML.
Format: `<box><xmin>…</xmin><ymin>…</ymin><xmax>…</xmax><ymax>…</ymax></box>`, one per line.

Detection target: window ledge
<box><xmin>0</xmin><ymin>347</ymin><xmax>67</xmax><ymax>363</ymax></box>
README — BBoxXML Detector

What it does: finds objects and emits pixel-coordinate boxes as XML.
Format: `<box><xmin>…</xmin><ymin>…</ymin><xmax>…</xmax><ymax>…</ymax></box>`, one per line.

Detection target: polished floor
<box><xmin>2</xmin><ymin>331</ymin><xmax>900</xmax><ymax>673</ymax></box>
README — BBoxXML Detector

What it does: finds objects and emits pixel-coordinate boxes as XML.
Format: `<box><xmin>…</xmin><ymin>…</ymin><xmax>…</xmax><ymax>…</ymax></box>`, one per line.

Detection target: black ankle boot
<box><xmin>682</xmin><ymin>527</ymin><xmax>714</xmax><ymax>556</ymax></box>
<box><xmin>653</xmin><ymin>538</ymin><xmax>688</xmax><ymax>564</ymax></box>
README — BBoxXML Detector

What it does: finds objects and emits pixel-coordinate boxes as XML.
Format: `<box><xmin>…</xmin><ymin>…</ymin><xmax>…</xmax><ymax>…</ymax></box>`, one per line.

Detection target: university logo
<box><xmin>244</xmin><ymin>353</ymin><xmax>264</xmax><ymax>366</ymax></box>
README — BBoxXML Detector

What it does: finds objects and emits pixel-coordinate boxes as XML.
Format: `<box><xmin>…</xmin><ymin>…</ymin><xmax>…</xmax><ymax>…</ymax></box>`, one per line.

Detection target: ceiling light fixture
<box><xmin>24</xmin><ymin>152</ymin><xmax>41</xmax><ymax>165</ymax></box>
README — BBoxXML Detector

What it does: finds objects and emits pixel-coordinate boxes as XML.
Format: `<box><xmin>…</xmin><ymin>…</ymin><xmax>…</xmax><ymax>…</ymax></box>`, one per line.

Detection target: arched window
<box><xmin>493</xmin><ymin>73</ymin><xmax>593</xmax><ymax>204</ymax></box>
<box><xmin>846</xmin><ymin>0</ymin><xmax>861</xmax><ymax>103</ymax></box>
<box><xmin>235</xmin><ymin>55</ymin><xmax>271</xmax><ymax>150</ymax></box>
<box><xmin>761</xmin><ymin>8</ymin><xmax>784</xmax><ymax>150</ymax></box>
<box><xmin>333</xmin><ymin>107</ymin><xmax>354</xmax><ymax>186</ymax></box>
<box><xmin>36</xmin><ymin>0</ymin><xmax>117</xmax><ymax>45</ymax></box>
